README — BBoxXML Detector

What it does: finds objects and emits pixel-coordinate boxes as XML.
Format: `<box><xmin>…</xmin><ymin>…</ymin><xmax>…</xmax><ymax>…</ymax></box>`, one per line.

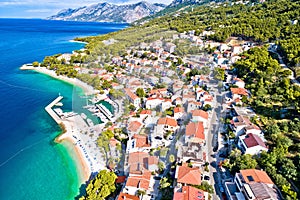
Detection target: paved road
<box><xmin>205</xmin><ymin>74</ymin><xmax>230</xmax><ymax>200</ymax></box>
<box><xmin>204</xmin><ymin>79</ymin><xmax>222</xmax><ymax>199</ymax></box>
<box><xmin>268</xmin><ymin>49</ymin><xmax>300</xmax><ymax>85</ymax></box>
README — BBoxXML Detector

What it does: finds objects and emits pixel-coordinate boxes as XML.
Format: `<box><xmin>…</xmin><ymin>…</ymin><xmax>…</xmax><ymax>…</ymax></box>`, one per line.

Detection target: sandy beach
<box><xmin>21</xmin><ymin>71</ymin><xmax>107</xmax><ymax>184</ymax></box>
<box><xmin>55</xmin><ymin>116</ymin><xmax>106</xmax><ymax>183</ymax></box>
<box><xmin>56</xmin><ymin>129</ymin><xmax>91</xmax><ymax>182</ymax></box>
<box><xmin>20</xmin><ymin>65</ymin><xmax>98</xmax><ymax>95</ymax></box>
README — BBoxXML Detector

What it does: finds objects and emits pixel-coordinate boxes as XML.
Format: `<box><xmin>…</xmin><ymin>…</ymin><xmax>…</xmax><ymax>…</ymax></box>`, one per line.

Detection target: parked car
<box><xmin>218</xmin><ymin>183</ymin><xmax>225</xmax><ymax>193</ymax></box>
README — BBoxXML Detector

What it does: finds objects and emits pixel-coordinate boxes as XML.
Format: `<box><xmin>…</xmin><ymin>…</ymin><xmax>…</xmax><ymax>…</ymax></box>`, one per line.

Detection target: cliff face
<box><xmin>47</xmin><ymin>1</ymin><xmax>166</xmax><ymax>23</ymax></box>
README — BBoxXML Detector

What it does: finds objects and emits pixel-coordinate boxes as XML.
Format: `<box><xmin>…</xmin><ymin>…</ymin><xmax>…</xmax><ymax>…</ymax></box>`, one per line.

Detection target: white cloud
<box><xmin>0</xmin><ymin>1</ymin><xmax>31</xmax><ymax>6</ymax></box>
<box><xmin>25</xmin><ymin>9</ymin><xmax>54</xmax><ymax>13</ymax></box>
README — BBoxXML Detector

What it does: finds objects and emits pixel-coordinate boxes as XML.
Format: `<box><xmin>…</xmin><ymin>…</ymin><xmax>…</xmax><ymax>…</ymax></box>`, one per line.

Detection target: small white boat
<box><xmin>81</xmin><ymin>113</ymin><xmax>87</xmax><ymax>119</ymax></box>
<box><xmin>87</xmin><ymin>118</ymin><xmax>94</xmax><ymax>127</ymax></box>
<box><xmin>55</xmin><ymin>102</ymin><xmax>63</xmax><ymax>106</ymax></box>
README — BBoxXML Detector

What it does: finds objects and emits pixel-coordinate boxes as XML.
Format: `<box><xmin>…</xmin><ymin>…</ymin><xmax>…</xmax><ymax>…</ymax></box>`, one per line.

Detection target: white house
<box><xmin>224</xmin><ymin>169</ymin><xmax>281</xmax><ymax>200</ymax></box>
<box><xmin>185</xmin><ymin>121</ymin><xmax>205</xmax><ymax>144</ymax></box>
<box><xmin>187</xmin><ymin>101</ymin><xmax>202</xmax><ymax>113</ymax></box>
<box><xmin>124</xmin><ymin>171</ymin><xmax>153</xmax><ymax>197</ymax></box>
<box><xmin>238</xmin><ymin>133</ymin><xmax>268</xmax><ymax>155</ymax></box>
<box><xmin>183</xmin><ymin>93</ymin><xmax>196</xmax><ymax>104</ymax></box>
<box><xmin>126</xmin><ymin>152</ymin><xmax>157</xmax><ymax>174</ymax></box>
<box><xmin>140</xmin><ymin>110</ymin><xmax>154</xmax><ymax>128</ymax></box>
<box><xmin>124</xmin><ymin>88</ymin><xmax>141</xmax><ymax>108</ymax></box>
<box><xmin>174</xmin><ymin>107</ymin><xmax>184</xmax><ymax>120</ymax></box>
<box><xmin>244</xmin><ymin>125</ymin><xmax>262</xmax><ymax>136</ymax></box>
<box><xmin>127</xmin><ymin>120</ymin><xmax>143</xmax><ymax>136</ymax></box>
<box><xmin>229</xmin><ymin>115</ymin><xmax>252</xmax><ymax>136</ymax></box>
<box><xmin>232</xmin><ymin>78</ymin><xmax>245</xmax><ymax>88</ymax></box>
<box><xmin>219</xmin><ymin>43</ymin><xmax>230</xmax><ymax>52</ymax></box>
<box><xmin>145</xmin><ymin>97</ymin><xmax>164</xmax><ymax>109</ymax></box>
<box><xmin>161</xmin><ymin>99</ymin><xmax>173</xmax><ymax>112</ymax></box>
<box><xmin>127</xmin><ymin>134</ymin><xmax>152</xmax><ymax>153</ymax></box>
<box><xmin>230</xmin><ymin>87</ymin><xmax>248</xmax><ymax>100</ymax></box>
<box><xmin>230</xmin><ymin>55</ymin><xmax>241</xmax><ymax>64</ymax></box>
<box><xmin>157</xmin><ymin>117</ymin><xmax>179</xmax><ymax>134</ymax></box>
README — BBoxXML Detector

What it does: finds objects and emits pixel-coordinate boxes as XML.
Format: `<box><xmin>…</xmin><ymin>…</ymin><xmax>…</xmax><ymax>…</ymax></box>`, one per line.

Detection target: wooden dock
<box><xmin>45</xmin><ymin>96</ymin><xmax>63</xmax><ymax>124</ymax></box>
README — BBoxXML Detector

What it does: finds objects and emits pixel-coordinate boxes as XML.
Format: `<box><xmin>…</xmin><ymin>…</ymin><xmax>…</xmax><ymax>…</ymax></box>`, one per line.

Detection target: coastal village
<box><xmin>21</xmin><ymin>27</ymin><xmax>296</xmax><ymax>200</ymax></box>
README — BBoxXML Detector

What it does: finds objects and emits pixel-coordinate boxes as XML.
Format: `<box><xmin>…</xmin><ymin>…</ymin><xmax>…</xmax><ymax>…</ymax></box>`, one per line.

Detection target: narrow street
<box><xmin>205</xmin><ymin>76</ymin><xmax>227</xmax><ymax>200</ymax></box>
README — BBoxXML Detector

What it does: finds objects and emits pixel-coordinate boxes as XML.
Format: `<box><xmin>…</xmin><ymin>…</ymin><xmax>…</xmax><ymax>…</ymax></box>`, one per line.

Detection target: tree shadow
<box><xmin>74</xmin><ymin>172</ymin><xmax>97</xmax><ymax>200</ymax></box>
<box><xmin>212</xmin><ymin>171</ymin><xmax>225</xmax><ymax>200</ymax></box>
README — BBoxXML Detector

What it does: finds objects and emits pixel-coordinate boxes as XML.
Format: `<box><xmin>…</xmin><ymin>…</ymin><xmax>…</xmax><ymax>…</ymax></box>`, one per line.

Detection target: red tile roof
<box><xmin>173</xmin><ymin>192</ymin><xmax>184</xmax><ymax>200</ymax></box>
<box><xmin>147</xmin><ymin>156</ymin><xmax>159</xmax><ymax>165</ymax></box>
<box><xmin>230</xmin><ymin>88</ymin><xmax>248</xmax><ymax>96</ymax></box>
<box><xmin>240</xmin><ymin>169</ymin><xmax>273</xmax><ymax>185</ymax></box>
<box><xmin>182</xmin><ymin>186</ymin><xmax>205</xmax><ymax>200</ymax></box>
<box><xmin>243</xmin><ymin>133</ymin><xmax>267</xmax><ymax>148</ymax></box>
<box><xmin>133</xmin><ymin>134</ymin><xmax>150</xmax><ymax>148</ymax></box>
<box><xmin>140</xmin><ymin>110</ymin><xmax>152</xmax><ymax>115</ymax></box>
<box><xmin>150</xmin><ymin>88</ymin><xmax>167</xmax><ymax>95</ymax></box>
<box><xmin>183</xmin><ymin>94</ymin><xmax>196</xmax><ymax>99</ymax></box>
<box><xmin>232</xmin><ymin>115</ymin><xmax>251</xmax><ymax>127</ymax></box>
<box><xmin>118</xmin><ymin>193</ymin><xmax>139</xmax><ymax>200</ymax></box>
<box><xmin>147</xmin><ymin>97</ymin><xmax>164</xmax><ymax>101</ymax></box>
<box><xmin>186</xmin><ymin>122</ymin><xmax>205</xmax><ymax>141</ymax></box>
<box><xmin>110</xmin><ymin>138</ymin><xmax>120</xmax><ymax>147</ymax></box>
<box><xmin>191</xmin><ymin>110</ymin><xmax>209</xmax><ymax>120</ymax></box>
<box><xmin>157</xmin><ymin>117</ymin><xmax>178</xmax><ymax>127</ymax></box>
<box><xmin>128</xmin><ymin>121</ymin><xmax>143</xmax><ymax>133</ymax></box>
<box><xmin>234</xmin><ymin>77</ymin><xmax>244</xmax><ymax>83</ymax></box>
<box><xmin>116</xmin><ymin>176</ymin><xmax>126</xmax><ymax>184</ymax></box>
<box><xmin>126</xmin><ymin>171</ymin><xmax>151</xmax><ymax>190</ymax></box>
<box><xmin>245</xmin><ymin>125</ymin><xmax>261</xmax><ymax>131</ymax></box>
<box><xmin>124</xmin><ymin>88</ymin><xmax>139</xmax><ymax>100</ymax></box>
<box><xmin>174</xmin><ymin>107</ymin><xmax>184</xmax><ymax>113</ymax></box>
<box><xmin>177</xmin><ymin>166</ymin><xmax>202</xmax><ymax>185</ymax></box>
<box><xmin>188</xmin><ymin>100</ymin><xmax>202</xmax><ymax>106</ymax></box>
<box><xmin>128</xmin><ymin>152</ymin><xmax>157</xmax><ymax>173</ymax></box>
<box><xmin>128</xmin><ymin>152</ymin><xmax>148</xmax><ymax>167</ymax></box>
<box><xmin>111</xmin><ymin>82</ymin><xmax>120</xmax><ymax>87</ymax></box>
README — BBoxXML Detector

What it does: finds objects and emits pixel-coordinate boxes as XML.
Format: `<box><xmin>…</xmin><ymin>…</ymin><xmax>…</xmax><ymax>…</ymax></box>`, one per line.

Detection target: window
<box><xmin>247</xmin><ymin>175</ymin><xmax>254</xmax><ymax>182</ymax></box>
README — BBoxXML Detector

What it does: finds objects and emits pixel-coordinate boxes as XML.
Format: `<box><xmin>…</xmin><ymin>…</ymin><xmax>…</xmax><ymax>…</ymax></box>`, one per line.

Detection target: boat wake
<box><xmin>0</xmin><ymin>79</ymin><xmax>46</xmax><ymax>93</ymax></box>
<box><xmin>0</xmin><ymin>137</ymin><xmax>49</xmax><ymax>168</ymax></box>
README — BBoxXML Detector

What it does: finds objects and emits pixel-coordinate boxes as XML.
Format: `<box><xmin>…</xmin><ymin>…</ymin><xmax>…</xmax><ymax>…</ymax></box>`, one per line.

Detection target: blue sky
<box><xmin>0</xmin><ymin>0</ymin><xmax>173</xmax><ymax>18</ymax></box>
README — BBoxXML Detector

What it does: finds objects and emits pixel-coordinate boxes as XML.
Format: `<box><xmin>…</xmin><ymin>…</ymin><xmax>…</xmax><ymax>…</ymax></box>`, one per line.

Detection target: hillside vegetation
<box><xmin>144</xmin><ymin>0</ymin><xmax>300</xmax><ymax>78</ymax></box>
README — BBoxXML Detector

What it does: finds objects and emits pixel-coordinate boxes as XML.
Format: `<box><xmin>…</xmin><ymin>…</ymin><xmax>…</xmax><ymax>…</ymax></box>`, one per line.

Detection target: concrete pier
<box><xmin>96</xmin><ymin>104</ymin><xmax>113</xmax><ymax>121</ymax></box>
<box><xmin>45</xmin><ymin>96</ymin><xmax>63</xmax><ymax>124</ymax></box>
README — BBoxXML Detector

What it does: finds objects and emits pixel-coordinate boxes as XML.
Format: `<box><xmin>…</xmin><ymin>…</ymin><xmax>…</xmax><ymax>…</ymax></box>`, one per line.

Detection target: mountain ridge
<box><xmin>47</xmin><ymin>1</ymin><xmax>166</xmax><ymax>23</ymax></box>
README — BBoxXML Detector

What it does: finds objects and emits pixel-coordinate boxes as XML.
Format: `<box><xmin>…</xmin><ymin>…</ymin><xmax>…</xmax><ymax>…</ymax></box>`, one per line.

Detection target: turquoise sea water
<box><xmin>0</xmin><ymin>19</ymin><xmax>126</xmax><ymax>200</ymax></box>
